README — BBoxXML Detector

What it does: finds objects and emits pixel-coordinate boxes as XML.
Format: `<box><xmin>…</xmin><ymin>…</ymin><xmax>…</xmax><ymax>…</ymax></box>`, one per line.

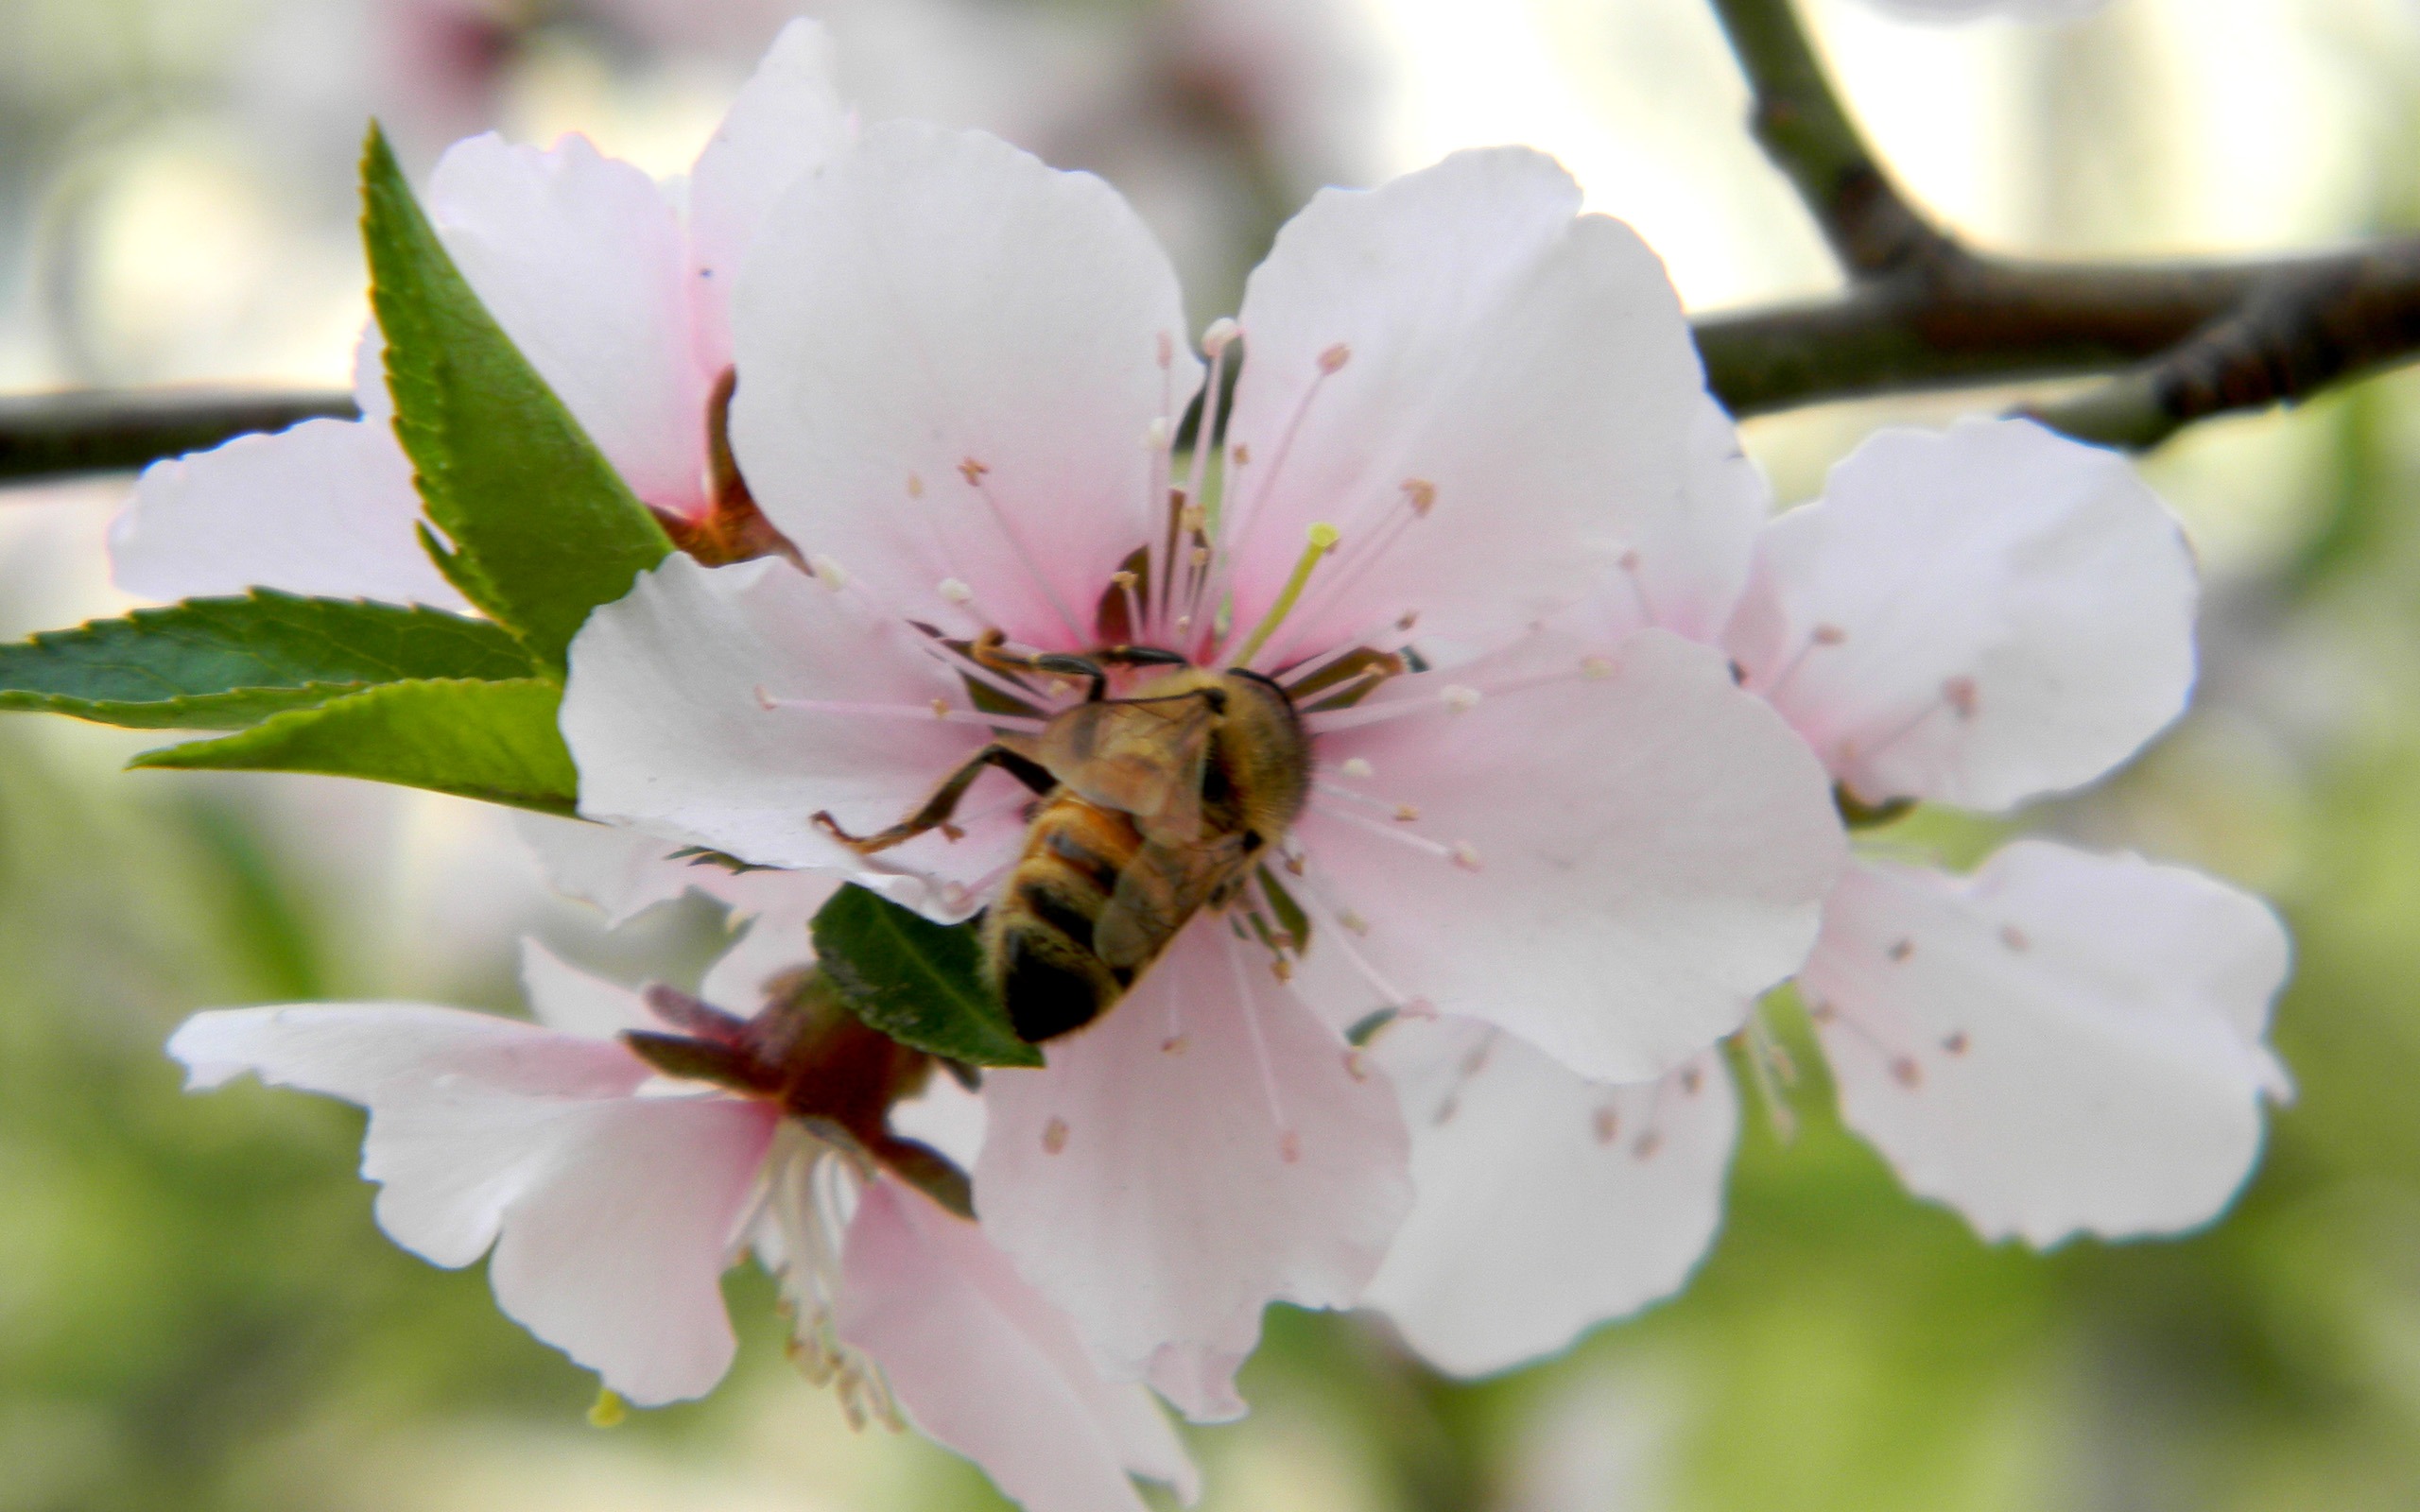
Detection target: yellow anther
<box><xmin>588</xmin><ymin>1388</ymin><xmax>628</xmax><ymax>1428</ymax></box>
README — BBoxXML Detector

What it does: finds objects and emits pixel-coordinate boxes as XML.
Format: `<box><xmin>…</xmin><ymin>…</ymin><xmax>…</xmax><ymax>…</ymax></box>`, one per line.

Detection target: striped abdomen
<box><xmin>983</xmin><ymin>794</ymin><xmax>1148</xmax><ymax>1043</ymax></box>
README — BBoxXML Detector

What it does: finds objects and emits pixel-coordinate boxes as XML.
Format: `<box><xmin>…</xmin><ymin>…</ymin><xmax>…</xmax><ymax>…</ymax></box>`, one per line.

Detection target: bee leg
<box><xmin>813</xmin><ymin>742</ymin><xmax>1057</xmax><ymax>855</ymax></box>
<box><xmin>970</xmin><ymin>627</ymin><xmax>1112</xmax><ymax>701</ymax></box>
<box><xmin>1093</xmin><ymin>644</ymin><xmax>1190</xmax><ymax>672</ymax></box>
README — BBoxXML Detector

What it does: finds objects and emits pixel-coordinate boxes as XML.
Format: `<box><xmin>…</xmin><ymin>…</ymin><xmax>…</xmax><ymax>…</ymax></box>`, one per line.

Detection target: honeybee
<box><xmin>814</xmin><ymin>635</ymin><xmax>1311</xmax><ymax>1042</ymax></box>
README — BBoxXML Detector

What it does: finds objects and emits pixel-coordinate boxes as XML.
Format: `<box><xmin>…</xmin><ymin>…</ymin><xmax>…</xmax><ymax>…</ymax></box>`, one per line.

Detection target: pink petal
<box><xmin>1219</xmin><ymin>146</ymin><xmax>1702</xmax><ymax>666</ymax></box>
<box><xmin>974</xmin><ymin>925</ymin><xmax>1411</xmax><ymax>1405</ymax></box>
<box><xmin>1362</xmin><ymin>1020</ymin><xmax>1735</xmax><ymax>1377</ymax></box>
<box><xmin>562</xmin><ymin>553</ymin><xmax>1029</xmax><ymax>916</ymax></box>
<box><xmin>167</xmin><ymin>1005</ymin><xmax>777</xmax><ymax>1403</ymax></box>
<box><xmin>111</xmin><ymin>417</ymin><xmax>465</xmax><ymax>607</ymax></box>
<box><xmin>683</xmin><ymin>18</ymin><xmax>850</xmax><ymax>376</ymax></box>
<box><xmin>839</xmin><ymin>1178</ymin><xmax>1197</xmax><ymax>1512</ymax></box>
<box><xmin>429</xmin><ymin>131</ymin><xmax>711</xmax><ymax>518</ymax></box>
<box><xmin>1295</xmin><ymin>628</ymin><xmax>1843</xmax><ymax>1084</ymax></box>
<box><xmin>1725</xmin><ymin>418</ymin><xmax>2197</xmax><ymax>812</ymax></box>
<box><xmin>728</xmin><ymin>120</ymin><xmax>1201</xmax><ymax>647</ymax></box>
<box><xmin>1800</xmin><ymin>845</ymin><xmax>2290</xmax><ymax>1246</ymax></box>
<box><xmin>482</xmin><ymin>1093</ymin><xmax>777</xmax><ymax>1405</ymax></box>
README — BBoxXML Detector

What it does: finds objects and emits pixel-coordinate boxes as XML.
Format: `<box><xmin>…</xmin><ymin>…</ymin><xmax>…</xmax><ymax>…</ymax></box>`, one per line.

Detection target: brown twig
<box><xmin>1703</xmin><ymin>0</ymin><xmax>2420</xmax><ymax>444</ymax></box>
<box><xmin>0</xmin><ymin>387</ymin><xmax>355</xmax><ymax>484</ymax></box>
<box><xmin>6</xmin><ymin>0</ymin><xmax>2420</xmax><ymax>488</ymax></box>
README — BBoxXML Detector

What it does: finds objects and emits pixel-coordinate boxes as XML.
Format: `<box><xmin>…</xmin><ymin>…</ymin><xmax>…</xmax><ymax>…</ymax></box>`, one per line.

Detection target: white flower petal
<box><xmin>518</xmin><ymin>937</ymin><xmax>655</xmax><ymax>1040</ymax></box>
<box><xmin>1593</xmin><ymin>394</ymin><xmax>1770</xmax><ymax>645</ymax></box>
<box><xmin>890</xmin><ymin>1072</ymin><xmax>991</xmax><ymax>1173</ymax></box>
<box><xmin>1800</xmin><ymin>844</ymin><xmax>2290</xmax><ymax>1246</ymax></box>
<box><xmin>110</xmin><ymin>418</ymin><xmax>464</xmax><ymax>607</ymax></box>
<box><xmin>1220</xmin><ymin>146</ymin><xmax>1702</xmax><ymax>666</ymax></box>
<box><xmin>514</xmin><ymin>812</ymin><xmax>715</xmax><ymax>926</ymax></box>
<box><xmin>429</xmin><ymin>131</ymin><xmax>711</xmax><ymax>516</ymax></box>
<box><xmin>731</xmin><ymin>120</ymin><xmax>1201</xmax><ymax>646</ymax></box>
<box><xmin>1143</xmin><ymin>1344</ymin><xmax>1250</xmax><ymax>1425</ymax></box>
<box><xmin>698</xmin><ymin>891</ymin><xmax>826</xmax><ymax>1010</ymax></box>
<box><xmin>562</xmin><ymin>553</ymin><xmax>1026</xmax><ymax>913</ymax></box>
<box><xmin>1726</xmin><ymin>418</ymin><xmax>2197</xmax><ymax>812</ymax></box>
<box><xmin>1294</xmin><ymin>628</ymin><xmax>1844</xmax><ymax>1084</ymax></box>
<box><xmin>974</xmin><ymin>925</ymin><xmax>1410</xmax><ymax>1402</ymax></box>
<box><xmin>839</xmin><ymin>1179</ymin><xmax>1197</xmax><ymax>1512</ymax></box>
<box><xmin>1362</xmin><ymin>1020</ymin><xmax>1736</xmax><ymax>1378</ymax></box>
<box><xmin>166</xmin><ymin>1005</ymin><xmax>776</xmax><ymax>1403</ymax></box>
<box><xmin>684</xmin><ymin>18</ymin><xmax>850</xmax><ymax>376</ymax></box>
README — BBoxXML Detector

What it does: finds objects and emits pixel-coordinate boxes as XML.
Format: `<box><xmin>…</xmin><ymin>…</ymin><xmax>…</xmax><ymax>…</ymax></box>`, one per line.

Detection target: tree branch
<box><xmin>0</xmin><ymin>387</ymin><xmax>355</xmax><ymax>483</ymax></box>
<box><xmin>1703</xmin><ymin>0</ymin><xmax>1952</xmax><ymax>276</ymax></box>
<box><xmin>1696</xmin><ymin>240</ymin><xmax>2420</xmax><ymax>418</ymax></box>
<box><xmin>1696</xmin><ymin>0</ymin><xmax>2420</xmax><ymax>443</ymax></box>
<box><xmin>6</xmin><ymin>0</ymin><xmax>2420</xmax><ymax>494</ymax></box>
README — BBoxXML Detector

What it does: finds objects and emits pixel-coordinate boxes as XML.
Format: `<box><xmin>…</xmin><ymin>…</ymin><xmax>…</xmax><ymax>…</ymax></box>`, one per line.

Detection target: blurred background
<box><xmin>4</xmin><ymin>0</ymin><xmax>2420</xmax><ymax>1506</ymax></box>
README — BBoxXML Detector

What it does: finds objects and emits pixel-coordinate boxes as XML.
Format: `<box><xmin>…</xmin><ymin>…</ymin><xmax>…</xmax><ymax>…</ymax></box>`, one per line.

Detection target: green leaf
<box><xmin>131</xmin><ymin>678</ymin><xmax>579</xmax><ymax>816</ymax></box>
<box><xmin>810</xmin><ymin>884</ymin><xmax>1043</xmax><ymax>1069</ymax></box>
<box><xmin>0</xmin><ymin>592</ymin><xmax>537</xmax><ymax>730</ymax></box>
<box><xmin>361</xmin><ymin>123</ymin><xmax>673</xmax><ymax>670</ymax></box>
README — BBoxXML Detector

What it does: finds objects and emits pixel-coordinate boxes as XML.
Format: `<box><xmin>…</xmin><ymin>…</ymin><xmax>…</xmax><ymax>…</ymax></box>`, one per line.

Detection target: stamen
<box><xmin>1288</xmin><ymin>862</ymin><xmax>1418</xmax><ymax>1014</ymax></box>
<box><xmin>1843</xmin><ymin>685</ymin><xmax>1964</xmax><ymax>770</ymax></box>
<box><xmin>1616</xmin><ymin>549</ymin><xmax>1660</xmax><ymax>627</ymax></box>
<box><xmin>1174</xmin><ymin>328</ymin><xmax>1236</xmax><ymax>639</ymax></box>
<box><xmin>1295</xmin><ymin>666</ymin><xmax>1388</xmax><ymax>713</ymax></box>
<box><xmin>1222</xmin><ymin>935</ymin><xmax>1296</xmax><ymax>1161</ymax></box>
<box><xmin>1311</xmin><ymin>778</ymin><xmax>1420</xmax><ymax>820</ymax></box>
<box><xmin>1738</xmin><ymin>1014</ymin><xmax>1797</xmax><ymax>1143</ymax></box>
<box><xmin>1311</xmin><ymin>799</ymin><xmax>1464</xmax><ymax>865</ymax></box>
<box><xmin>810</xmin><ymin>554</ymin><xmax>849</xmax><ymax>589</ymax></box>
<box><xmin>1760</xmin><ymin>622</ymin><xmax>1847</xmax><ymax>701</ymax></box>
<box><xmin>938</xmin><ymin>850</ymin><xmax>1022</xmax><ymax>916</ymax></box>
<box><xmin>1227</xmin><ymin>523</ymin><xmax>1340</xmax><ymax>669</ymax></box>
<box><xmin>954</xmin><ymin>457</ymin><xmax>1086</xmax><ymax>643</ymax></box>
<box><xmin>752</xmin><ymin>689</ymin><xmax>1046</xmax><ymax>733</ymax></box>
<box><xmin>1298</xmin><ymin>657</ymin><xmax>1572</xmax><ymax>735</ymax></box>
<box><xmin>1218</xmin><ymin>350</ymin><xmax>1350</xmax><ymax>575</ymax></box>
<box><xmin>1109</xmin><ymin>569</ymin><xmax>1148</xmax><ymax>648</ymax></box>
<box><xmin>1340</xmin><ymin>757</ymin><xmax>1374</xmax><ymax>780</ymax></box>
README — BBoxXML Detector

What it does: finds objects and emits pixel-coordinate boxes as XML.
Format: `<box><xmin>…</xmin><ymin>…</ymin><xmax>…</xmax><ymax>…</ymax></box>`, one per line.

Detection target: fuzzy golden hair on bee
<box><xmin>813</xmin><ymin>648</ymin><xmax>1312</xmax><ymax>1044</ymax></box>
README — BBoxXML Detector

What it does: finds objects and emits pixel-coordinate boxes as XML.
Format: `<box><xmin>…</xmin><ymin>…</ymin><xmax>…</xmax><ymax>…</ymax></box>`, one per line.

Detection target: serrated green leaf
<box><xmin>0</xmin><ymin>592</ymin><xmax>537</xmax><ymax>730</ymax></box>
<box><xmin>361</xmin><ymin>123</ymin><xmax>673</xmax><ymax>670</ymax></box>
<box><xmin>131</xmin><ymin>678</ymin><xmax>579</xmax><ymax>815</ymax></box>
<box><xmin>810</xmin><ymin>884</ymin><xmax>1043</xmax><ymax>1069</ymax></box>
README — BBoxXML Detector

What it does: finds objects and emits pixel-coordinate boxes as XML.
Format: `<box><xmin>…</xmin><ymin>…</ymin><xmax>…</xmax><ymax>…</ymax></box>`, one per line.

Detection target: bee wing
<box><xmin>1095</xmin><ymin>833</ymin><xmax>1246</xmax><ymax>972</ymax></box>
<box><xmin>1037</xmin><ymin>693</ymin><xmax>1218</xmax><ymax>841</ymax></box>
